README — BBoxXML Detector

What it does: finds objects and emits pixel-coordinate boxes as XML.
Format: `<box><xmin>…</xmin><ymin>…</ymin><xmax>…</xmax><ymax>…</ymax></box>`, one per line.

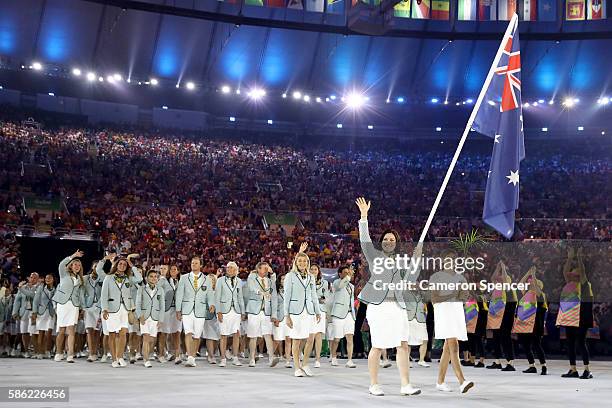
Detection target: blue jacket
<box><xmin>330</xmin><ymin>277</ymin><xmax>356</xmax><ymax>320</ymax></box>
<box><xmin>135</xmin><ymin>284</ymin><xmax>165</xmax><ymax>322</ymax></box>
<box><xmin>245</xmin><ymin>273</ymin><xmax>277</xmax><ymax>318</ymax></box>
<box><xmin>214</xmin><ymin>275</ymin><xmax>245</xmax><ymax>315</ymax></box>
<box><xmin>52</xmin><ymin>256</ymin><xmax>83</xmax><ymax>306</ymax></box>
<box><xmin>175</xmin><ymin>272</ymin><xmax>215</xmax><ymax>319</ymax></box>
<box><xmin>283</xmin><ymin>271</ymin><xmax>321</xmax><ymax>316</ymax></box>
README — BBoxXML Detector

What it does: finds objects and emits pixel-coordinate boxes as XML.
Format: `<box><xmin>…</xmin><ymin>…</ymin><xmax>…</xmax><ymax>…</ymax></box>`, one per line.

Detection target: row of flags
<box><xmin>230</xmin><ymin>0</ymin><xmax>608</xmax><ymax>21</ymax></box>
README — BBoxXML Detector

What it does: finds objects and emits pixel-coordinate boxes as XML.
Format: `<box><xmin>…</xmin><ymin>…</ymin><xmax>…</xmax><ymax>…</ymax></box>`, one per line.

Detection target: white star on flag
<box><xmin>506</xmin><ymin>170</ymin><xmax>520</xmax><ymax>186</ymax></box>
<box><xmin>494</xmin><ymin>134</ymin><xmax>501</xmax><ymax>143</ymax></box>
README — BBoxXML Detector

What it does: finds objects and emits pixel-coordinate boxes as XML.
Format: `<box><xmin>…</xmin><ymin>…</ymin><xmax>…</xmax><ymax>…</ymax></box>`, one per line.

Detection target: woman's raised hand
<box><xmin>72</xmin><ymin>250</ymin><xmax>84</xmax><ymax>258</ymax></box>
<box><xmin>299</xmin><ymin>242</ymin><xmax>308</xmax><ymax>253</ymax></box>
<box><xmin>355</xmin><ymin>197</ymin><xmax>371</xmax><ymax>219</ymax></box>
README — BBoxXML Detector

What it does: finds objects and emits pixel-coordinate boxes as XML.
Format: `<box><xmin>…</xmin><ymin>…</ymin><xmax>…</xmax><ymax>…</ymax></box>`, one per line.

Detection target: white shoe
<box><xmin>346</xmin><ymin>360</ymin><xmax>357</xmax><ymax>368</ymax></box>
<box><xmin>185</xmin><ymin>356</ymin><xmax>196</xmax><ymax>367</ymax></box>
<box><xmin>302</xmin><ymin>366</ymin><xmax>313</xmax><ymax>377</ymax></box>
<box><xmin>111</xmin><ymin>361</ymin><xmax>120</xmax><ymax>368</ymax></box>
<box><xmin>158</xmin><ymin>356</ymin><xmax>167</xmax><ymax>364</ymax></box>
<box><xmin>99</xmin><ymin>354</ymin><xmax>108</xmax><ymax>363</ymax></box>
<box><xmin>225</xmin><ymin>350</ymin><xmax>233</xmax><ymax>360</ymax></box>
<box><xmin>285</xmin><ymin>361</ymin><xmax>292</xmax><ymax>368</ymax></box>
<box><xmin>239</xmin><ymin>352</ymin><xmax>246</xmax><ymax>359</ymax></box>
<box><xmin>118</xmin><ymin>358</ymin><xmax>128</xmax><ymax>367</ymax></box>
<box><xmin>381</xmin><ymin>360</ymin><xmax>392</xmax><ymax>368</ymax></box>
<box><xmin>436</xmin><ymin>383</ymin><xmax>453</xmax><ymax>392</ymax></box>
<box><xmin>135</xmin><ymin>352</ymin><xmax>143</xmax><ymax>361</ymax></box>
<box><xmin>174</xmin><ymin>356</ymin><xmax>183</xmax><ymax>365</ymax></box>
<box><xmin>460</xmin><ymin>381</ymin><xmax>474</xmax><ymax>394</ymax></box>
<box><xmin>269</xmin><ymin>357</ymin><xmax>279</xmax><ymax>367</ymax></box>
<box><xmin>36</xmin><ymin>354</ymin><xmax>43</xmax><ymax>360</ymax></box>
<box><xmin>66</xmin><ymin>355</ymin><xmax>75</xmax><ymax>363</ymax></box>
<box><xmin>369</xmin><ymin>384</ymin><xmax>384</xmax><ymax>396</ymax></box>
<box><xmin>294</xmin><ymin>369</ymin><xmax>305</xmax><ymax>377</ymax></box>
<box><xmin>10</xmin><ymin>349</ymin><xmax>18</xmax><ymax>357</ymax></box>
<box><xmin>207</xmin><ymin>357</ymin><xmax>216</xmax><ymax>365</ymax></box>
<box><xmin>232</xmin><ymin>357</ymin><xmax>242</xmax><ymax>367</ymax></box>
<box><xmin>314</xmin><ymin>361</ymin><xmax>321</xmax><ymax>368</ymax></box>
<box><xmin>331</xmin><ymin>358</ymin><xmax>339</xmax><ymax>366</ymax></box>
<box><xmin>144</xmin><ymin>361</ymin><xmax>152</xmax><ymax>368</ymax></box>
<box><xmin>219</xmin><ymin>359</ymin><xmax>227</xmax><ymax>367</ymax></box>
<box><xmin>249</xmin><ymin>360</ymin><xmax>256</xmax><ymax>367</ymax></box>
<box><xmin>400</xmin><ymin>384</ymin><xmax>421</xmax><ymax>396</ymax></box>
<box><xmin>418</xmin><ymin>361</ymin><xmax>430</xmax><ymax>367</ymax></box>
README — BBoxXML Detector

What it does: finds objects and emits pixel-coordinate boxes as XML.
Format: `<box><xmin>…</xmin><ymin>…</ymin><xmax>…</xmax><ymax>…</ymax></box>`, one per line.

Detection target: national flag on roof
<box><xmin>472</xmin><ymin>14</ymin><xmax>525</xmax><ymax>239</ymax></box>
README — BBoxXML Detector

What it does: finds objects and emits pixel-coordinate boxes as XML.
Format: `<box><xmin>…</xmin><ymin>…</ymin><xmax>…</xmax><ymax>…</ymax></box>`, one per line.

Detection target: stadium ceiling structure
<box><xmin>1</xmin><ymin>0</ymin><xmax>611</xmax><ymax>99</ymax></box>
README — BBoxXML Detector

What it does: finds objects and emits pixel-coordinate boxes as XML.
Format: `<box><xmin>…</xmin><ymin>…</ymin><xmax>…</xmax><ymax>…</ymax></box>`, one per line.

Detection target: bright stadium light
<box><xmin>346</xmin><ymin>92</ymin><xmax>365</xmax><ymax>109</ymax></box>
<box><xmin>563</xmin><ymin>97</ymin><xmax>575</xmax><ymax>107</ymax></box>
<box><xmin>316</xmin><ymin>97</ymin><xmax>322</xmax><ymax>103</ymax></box>
<box><xmin>538</xmin><ymin>99</ymin><xmax>545</xmax><ymax>104</ymax></box>
<box><xmin>577</xmin><ymin>126</ymin><xmax>584</xmax><ymax>131</ymax></box>
<box><xmin>48</xmin><ymin>92</ymin><xmax>55</xmax><ymax>96</ymax></box>
<box><xmin>368</xmin><ymin>125</ymin><xmax>374</xmax><ymax>130</ymax></box>
<box><xmin>86</xmin><ymin>72</ymin><xmax>96</xmax><ymax>81</ymax></box>
<box><xmin>186</xmin><ymin>82</ymin><xmax>195</xmax><ymax>90</ymax></box>
<box><xmin>267</xmin><ymin>119</ymin><xmax>273</xmax><ymax>125</ymax></box>
<box><xmin>330</xmin><ymin>95</ymin><xmax>337</xmax><ymax>100</ymax></box>
<box><xmin>336</xmin><ymin>123</ymin><xmax>343</xmax><ymax>129</ymax></box>
<box><xmin>72</xmin><ymin>68</ymin><xmax>82</xmax><ymax>76</ymax></box>
<box><xmin>221</xmin><ymin>85</ymin><xmax>231</xmax><ymax>94</ymax></box>
<box><xmin>303</xmin><ymin>95</ymin><xmax>310</xmax><ymax>102</ymax></box>
<box><xmin>113</xmin><ymin>74</ymin><xmax>122</xmax><ymax>81</ymax></box>
<box><xmin>466</xmin><ymin>98</ymin><xmax>474</xmax><ymax>104</ymax></box>
<box><xmin>236</xmin><ymin>89</ymin><xmax>241</xmax><ymax>95</ymax></box>
<box><xmin>106</xmin><ymin>75</ymin><xmax>115</xmax><ymax>83</ymax></box>
<box><xmin>542</xmin><ymin>127</ymin><xmax>548</xmax><ymax>132</ymax></box>
<box><xmin>282</xmin><ymin>93</ymin><xmax>287</xmax><ymax>98</ymax></box>
<box><xmin>150</xmin><ymin>78</ymin><xmax>159</xmax><ymax>86</ymax></box>
<box><xmin>548</xmin><ymin>99</ymin><xmax>554</xmax><ymax>105</ymax></box>
<box><xmin>31</xmin><ymin>61</ymin><xmax>42</xmax><ymax>70</ymax></box>
<box><xmin>431</xmin><ymin>98</ymin><xmax>439</xmax><ymax>103</ymax></box>
<box><xmin>293</xmin><ymin>91</ymin><xmax>302</xmax><ymax>100</ymax></box>
<box><xmin>397</xmin><ymin>96</ymin><xmax>405</xmax><ymax>103</ymax></box>
<box><xmin>98</xmin><ymin>76</ymin><xmax>104</xmax><ymax>82</ymax></box>
<box><xmin>436</xmin><ymin>127</ymin><xmax>442</xmax><ymax>132</ymax></box>
<box><xmin>162</xmin><ymin>105</ymin><xmax>168</xmax><ymax>110</ymax></box>
<box><xmin>444</xmin><ymin>100</ymin><xmax>449</xmax><ymax>105</ymax></box>
<box><xmin>386</xmin><ymin>98</ymin><xmax>390</xmax><ymax>103</ymax></box>
<box><xmin>597</xmin><ymin>97</ymin><xmax>610</xmax><ymax>105</ymax></box>
<box><xmin>229</xmin><ymin>116</ymin><xmax>236</xmax><ymax>122</ymax></box>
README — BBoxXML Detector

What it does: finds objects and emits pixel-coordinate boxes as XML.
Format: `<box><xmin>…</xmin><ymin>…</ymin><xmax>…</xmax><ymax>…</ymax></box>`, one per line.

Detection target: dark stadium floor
<box><xmin>0</xmin><ymin>358</ymin><xmax>610</xmax><ymax>407</ymax></box>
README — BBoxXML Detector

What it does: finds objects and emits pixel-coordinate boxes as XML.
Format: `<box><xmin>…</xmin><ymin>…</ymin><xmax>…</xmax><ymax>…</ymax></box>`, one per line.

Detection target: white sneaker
<box><xmin>158</xmin><ymin>356</ymin><xmax>167</xmax><ymax>364</ymax></box>
<box><xmin>460</xmin><ymin>381</ymin><xmax>474</xmax><ymax>394</ymax></box>
<box><xmin>269</xmin><ymin>357</ymin><xmax>279</xmax><ymax>367</ymax></box>
<box><xmin>135</xmin><ymin>352</ymin><xmax>143</xmax><ymax>361</ymax></box>
<box><xmin>66</xmin><ymin>355</ymin><xmax>75</xmax><ymax>363</ymax></box>
<box><xmin>219</xmin><ymin>359</ymin><xmax>227</xmax><ymax>367</ymax></box>
<box><xmin>232</xmin><ymin>357</ymin><xmax>242</xmax><ymax>367</ymax></box>
<box><xmin>331</xmin><ymin>358</ymin><xmax>339</xmax><ymax>366</ymax></box>
<box><xmin>36</xmin><ymin>354</ymin><xmax>43</xmax><ymax>360</ymax></box>
<box><xmin>239</xmin><ymin>352</ymin><xmax>246</xmax><ymax>359</ymax></box>
<box><xmin>249</xmin><ymin>360</ymin><xmax>256</xmax><ymax>367</ymax></box>
<box><xmin>225</xmin><ymin>350</ymin><xmax>233</xmax><ymax>360</ymax></box>
<box><xmin>118</xmin><ymin>358</ymin><xmax>128</xmax><ymax>367</ymax></box>
<box><xmin>174</xmin><ymin>356</ymin><xmax>183</xmax><ymax>365</ymax></box>
<box><xmin>302</xmin><ymin>366</ymin><xmax>313</xmax><ymax>377</ymax></box>
<box><xmin>314</xmin><ymin>361</ymin><xmax>321</xmax><ymax>368</ymax></box>
<box><xmin>54</xmin><ymin>353</ymin><xmax>62</xmax><ymax>362</ymax></box>
<box><xmin>285</xmin><ymin>360</ymin><xmax>292</xmax><ymax>368</ymax></box>
<box><xmin>436</xmin><ymin>383</ymin><xmax>453</xmax><ymax>392</ymax></box>
<box><xmin>207</xmin><ymin>357</ymin><xmax>216</xmax><ymax>365</ymax></box>
<box><xmin>185</xmin><ymin>356</ymin><xmax>196</xmax><ymax>367</ymax></box>
<box><xmin>45</xmin><ymin>351</ymin><xmax>51</xmax><ymax>359</ymax></box>
<box><xmin>99</xmin><ymin>354</ymin><xmax>108</xmax><ymax>363</ymax></box>
<box><xmin>144</xmin><ymin>361</ymin><xmax>152</xmax><ymax>368</ymax></box>
<box><xmin>294</xmin><ymin>369</ymin><xmax>305</xmax><ymax>377</ymax></box>
<box><xmin>111</xmin><ymin>361</ymin><xmax>120</xmax><ymax>368</ymax></box>
<box><xmin>418</xmin><ymin>361</ymin><xmax>431</xmax><ymax>367</ymax></box>
<box><xmin>381</xmin><ymin>360</ymin><xmax>392</xmax><ymax>368</ymax></box>
<box><xmin>10</xmin><ymin>349</ymin><xmax>18</xmax><ymax>357</ymax></box>
<box><xmin>23</xmin><ymin>351</ymin><xmax>31</xmax><ymax>358</ymax></box>
<box><xmin>400</xmin><ymin>384</ymin><xmax>421</xmax><ymax>396</ymax></box>
<box><xmin>346</xmin><ymin>360</ymin><xmax>357</xmax><ymax>368</ymax></box>
<box><xmin>369</xmin><ymin>384</ymin><xmax>384</xmax><ymax>396</ymax></box>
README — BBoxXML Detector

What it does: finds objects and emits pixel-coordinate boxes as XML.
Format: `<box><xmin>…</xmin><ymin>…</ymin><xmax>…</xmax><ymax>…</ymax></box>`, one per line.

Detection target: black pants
<box><xmin>468</xmin><ymin>333</ymin><xmax>484</xmax><ymax>359</ymax></box>
<box><xmin>518</xmin><ymin>333</ymin><xmax>546</xmax><ymax>365</ymax></box>
<box><xmin>492</xmin><ymin>327</ymin><xmax>515</xmax><ymax>361</ymax></box>
<box><xmin>565</xmin><ymin>326</ymin><xmax>589</xmax><ymax>366</ymax></box>
<box><xmin>353</xmin><ymin>303</ymin><xmax>368</xmax><ymax>356</ymax></box>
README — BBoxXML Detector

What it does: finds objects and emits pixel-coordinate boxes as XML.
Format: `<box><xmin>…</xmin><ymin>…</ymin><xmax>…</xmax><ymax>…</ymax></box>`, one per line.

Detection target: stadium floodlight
<box><xmin>221</xmin><ymin>85</ymin><xmax>231</xmax><ymax>94</ymax></box>
<box><xmin>303</xmin><ymin>95</ymin><xmax>310</xmax><ymax>102</ymax></box>
<box><xmin>436</xmin><ymin>127</ymin><xmax>442</xmax><ymax>132</ymax></box>
<box><xmin>316</xmin><ymin>97</ymin><xmax>322</xmax><ymax>103</ymax></box>
<box><xmin>397</xmin><ymin>97</ymin><xmax>405</xmax><ymax>103</ymax></box>
<box><xmin>336</xmin><ymin>123</ymin><xmax>343</xmax><ymax>128</ymax></box>
<box><xmin>106</xmin><ymin>75</ymin><xmax>115</xmax><ymax>83</ymax></box>
<box><xmin>113</xmin><ymin>74</ymin><xmax>122</xmax><ymax>81</ymax></box>
<box><xmin>577</xmin><ymin>126</ymin><xmax>584</xmax><ymax>131</ymax></box>
<box><xmin>533</xmin><ymin>102</ymin><xmax>538</xmax><ymax>106</ymax></box>
<box><xmin>150</xmin><ymin>78</ymin><xmax>159</xmax><ymax>85</ymax></box>
<box><xmin>597</xmin><ymin>97</ymin><xmax>609</xmax><ymax>105</ymax></box>
<box><xmin>444</xmin><ymin>100</ymin><xmax>449</xmax><ymax>105</ymax></box>
<box><xmin>293</xmin><ymin>91</ymin><xmax>302</xmax><ymax>100</ymax></box>
<box><xmin>542</xmin><ymin>127</ymin><xmax>548</xmax><ymax>132</ymax></box>
<box><xmin>548</xmin><ymin>99</ymin><xmax>554</xmax><ymax>105</ymax></box>
<box><xmin>48</xmin><ymin>92</ymin><xmax>55</xmax><ymax>96</ymax></box>
<box><xmin>186</xmin><ymin>82</ymin><xmax>195</xmax><ymax>90</ymax></box>
<box><xmin>538</xmin><ymin>99</ymin><xmax>545</xmax><ymax>104</ymax></box>
<box><xmin>330</xmin><ymin>95</ymin><xmax>337</xmax><ymax>100</ymax></box>
<box><xmin>563</xmin><ymin>97</ymin><xmax>575</xmax><ymax>107</ymax></box>
<box><xmin>602</xmin><ymin>131</ymin><xmax>606</xmax><ymax>135</ymax></box>
<box><xmin>346</xmin><ymin>92</ymin><xmax>365</xmax><ymax>109</ymax></box>
<box><xmin>86</xmin><ymin>72</ymin><xmax>96</xmax><ymax>81</ymax></box>
<box><xmin>282</xmin><ymin>93</ymin><xmax>287</xmax><ymax>98</ymax></box>
<box><xmin>162</xmin><ymin>106</ymin><xmax>168</xmax><ymax>110</ymax></box>
<box><xmin>31</xmin><ymin>61</ymin><xmax>42</xmax><ymax>70</ymax></box>
<box><xmin>229</xmin><ymin>116</ymin><xmax>236</xmax><ymax>122</ymax></box>
<box><xmin>487</xmin><ymin>100</ymin><xmax>496</xmax><ymax>106</ymax></box>
<box><xmin>368</xmin><ymin>125</ymin><xmax>374</xmax><ymax>130</ymax></box>
<box><xmin>466</xmin><ymin>98</ymin><xmax>474</xmax><ymax>104</ymax></box>
<box><xmin>249</xmin><ymin>88</ymin><xmax>266</xmax><ymax>98</ymax></box>
<box><xmin>431</xmin><ymin>98</ymin><xmax>439</xmax><ymax>103</ymax></box>
<box><xmin>267</xmin><ymin>119</ymin><xmax>273</xmax><ymax>125</ymax></box>
<box><xmin>236</xmin><ymin>89</ymin><xmax>241</xmax><ymax>95</ymax></box>
<box><xmin>98</xmin><ymin>76</ymin><xmax>104</xmax><ymax>82</ymax></box>
<box><xmin>72</xmin><ymin>68</ymin><xmax>82</xmax><ymax>76</ymax></box>
<box><xmin>523</xmin><ymin>102</ymin><xmax>530</xmax><ymax>108</ymax></box>
<box><xmin>386</xmin><ymin>98</ymin><xmax>390</xmax><ymax>103</ymax></box>
<box><xmin>325</xmin><ymin>97</ymin><xmax>330</xmax><ymax>102</ymax></box>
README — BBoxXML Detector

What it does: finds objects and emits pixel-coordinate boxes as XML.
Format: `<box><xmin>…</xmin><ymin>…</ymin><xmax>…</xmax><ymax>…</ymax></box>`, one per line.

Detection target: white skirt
<box><xmin>56</xmin><ymin>302</ymin><xmax>79</xmax><ymax>330</ymax></box>
<box><xmin>106</xmin><ymin>305</ymin><xmax>129</xmax><ymax>333</ymax></box>
<box><xmin>407</xmin><ymin>319</ymin><xmax>429</xmax><ymax>345</ymax></box>
<box><xmin>272</xmin><ymin>318</ymin><xmax>289</xmax><ymax>341</ymax></box>
<box><xmin>310</xmin><ymin>311</ymin><xmax>326</xmax><ymax>335</ymax></box>
<box><xmin>433</xmin><ymin>302</ymin><xmax>468</xmax><ymax>341</ymax></box>
<box><xmin>84</xmin><ymin>306</ymin><xmax>101</xmax><ymax>330</ymax></box>
<box><xmin>287</xmin><ymin>312</ymin><xmax>315</xmax><ymax>340</ymax></box>
<box><xmin>140</xmin><ymin>317</ymin><xmax>159</xmax><ymax>337</ymax></box>
<box><xmin>161</xmin><ymin>308</ymin><xmax>182</xmax><ymax>334</ymax></box>
<box><xmin>35</xmin><ymin>311</ymin><xmax>55</xmax><ymax>332</ymax></box>
<box><xmin>366</xmin><ymin>301</ymin><xmax>410</xmax><ymax>349</ymax></box>
<box><xmin>203</xmin><ymin>319</ymin><xmax>220</xmax><ymax>340</ymax></box>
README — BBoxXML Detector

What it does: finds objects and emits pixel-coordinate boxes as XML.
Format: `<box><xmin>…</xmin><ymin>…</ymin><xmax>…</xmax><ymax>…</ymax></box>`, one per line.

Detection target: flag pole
<box><xmin>417</xmin><ymin>13</ymin><xmax>519</xmax><ymax>245</ymax></box>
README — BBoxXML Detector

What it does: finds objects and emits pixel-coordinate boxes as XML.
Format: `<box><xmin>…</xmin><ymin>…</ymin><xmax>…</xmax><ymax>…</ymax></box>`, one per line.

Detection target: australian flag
<box><xmin>472</xmin><ymin>15</ymin><xmax>525</xmax><ymax>239</ymax></box>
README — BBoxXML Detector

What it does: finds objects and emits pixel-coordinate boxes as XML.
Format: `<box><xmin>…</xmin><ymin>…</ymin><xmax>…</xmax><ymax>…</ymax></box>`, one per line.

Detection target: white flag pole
<box><xmin>417</xmin><ymin>13</ymin><xmax>519</xmax><ymax>245</ymax></box>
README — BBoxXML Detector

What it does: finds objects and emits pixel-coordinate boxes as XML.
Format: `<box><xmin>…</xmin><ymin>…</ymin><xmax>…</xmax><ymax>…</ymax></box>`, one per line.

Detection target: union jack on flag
<box><xmin>472</xmin><ymin>14</ymin><xmax>525</xmax><ymax>239</ymax></box>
